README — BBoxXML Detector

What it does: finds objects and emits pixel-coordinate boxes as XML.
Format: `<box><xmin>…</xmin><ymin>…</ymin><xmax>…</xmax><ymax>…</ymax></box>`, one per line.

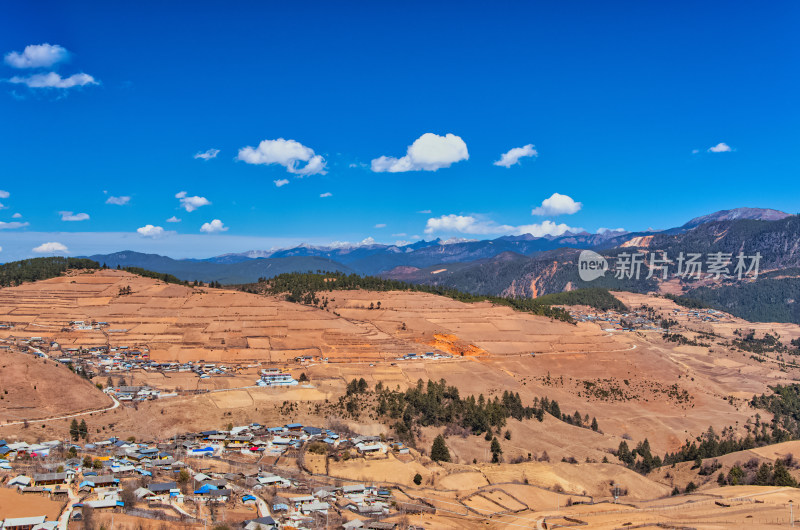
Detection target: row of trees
<box><xmin>353</xmin><ymin>379</ymin><xmax>598</xmax><ymax>447</ymax></box>
<box><xmin>70</xmin><ymin>418</ymin><xmax>88</xmax><ymax>441</ymax></box>
<box><xmin>246</xmin><ymin>271</ymin><xmax>580</xmax><ymax>323</ymax></box>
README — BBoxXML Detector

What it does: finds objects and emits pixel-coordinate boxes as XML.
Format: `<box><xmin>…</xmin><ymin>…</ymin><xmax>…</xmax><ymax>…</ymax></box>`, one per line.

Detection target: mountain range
<box><xmin>84</xmin><ymin>207</ymin><xmax>800</xmax><ymax>323</ymax></box>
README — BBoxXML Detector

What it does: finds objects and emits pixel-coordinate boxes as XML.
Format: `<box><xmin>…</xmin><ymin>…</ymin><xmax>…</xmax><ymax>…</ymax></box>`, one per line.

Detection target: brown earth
<box><xmin>3</xmin><ymin>270</ymin><xmax>800</xmax><ymax>527</ymax></box>
<box><xmin>0</xmin><ymin>350</ymin><xmax>112</xmax><ymax>423</ymax></box>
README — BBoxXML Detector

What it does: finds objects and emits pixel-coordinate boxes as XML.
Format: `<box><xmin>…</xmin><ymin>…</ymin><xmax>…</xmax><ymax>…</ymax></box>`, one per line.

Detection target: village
<box><xmin>0</xmin><ymin>418</ymin><xmax>420</xmax><ymax>530</ymax></box>
<box><xmin>567</xmin><ymin>303</ymin><xmax>734</xmax><ymax>333</ymax></box>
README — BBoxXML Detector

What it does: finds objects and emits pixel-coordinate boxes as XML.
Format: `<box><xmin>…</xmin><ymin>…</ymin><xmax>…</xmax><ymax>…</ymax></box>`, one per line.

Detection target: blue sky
<box><xmin>1</xmin><ymin>1</ymin><xmax>798</xmax><ymax>260</ymax></box>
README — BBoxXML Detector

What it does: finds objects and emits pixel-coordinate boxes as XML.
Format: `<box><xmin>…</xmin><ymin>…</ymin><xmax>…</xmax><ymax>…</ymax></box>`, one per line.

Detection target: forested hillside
<box><xmin>241</xmin><ymin>271</ymin><xmax>627</xmax><ymax>323</ymax></box>
<box><xmin>0</xmin><ymin>257</ymin><xmax>100</xmax><ymax>286</ymax></box>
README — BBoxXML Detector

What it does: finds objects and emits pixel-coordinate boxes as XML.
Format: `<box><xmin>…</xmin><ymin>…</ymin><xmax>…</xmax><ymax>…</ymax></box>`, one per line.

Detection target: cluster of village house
<box><xmin>0</xmin><ymin>421</ymin><xmax>416</xmax><ymax>530</ymax></box>
<box><xmin>568</xmin><ymin>305</ymin><xmax>728</xmax><ymax>332</ymax></box>
<box><xmin>2</xmin><ymin>332</ymin><xmax>305</xmax><ymax>393</ymax></box>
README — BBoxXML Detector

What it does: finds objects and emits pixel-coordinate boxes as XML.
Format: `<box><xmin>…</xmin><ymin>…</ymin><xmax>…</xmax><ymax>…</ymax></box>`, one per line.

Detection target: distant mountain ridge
<box><xmin>83</xmin><ymin>208</ymin><xmax>796</xmax><ymax>290</ymax></box>
<box><xmin>682</xmin><ymin>207</ymin><xmax>790</xmax><ymax>230</ymax></box>
<box><xmin>87</xmin><ymin>251</ymin><xmax>354</xmax><ymax>284</ymax></box>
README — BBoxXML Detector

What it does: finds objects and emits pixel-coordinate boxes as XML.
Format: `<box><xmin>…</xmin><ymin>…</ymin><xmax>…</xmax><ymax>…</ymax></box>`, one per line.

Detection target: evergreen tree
<box><xmin>79</xmin><ymin>419</ymin><xmax>88</xmax><ymax>440</ymax></box>
<box><xmin>773</xmin><ymin>459</ymin><xmax>797</xmax><ymax>487</ymax></box>
<box><xmin>490</xmin><ymin>437</ymin><xmax>502</xmax><ymax>463</ymax></box>
<box><xmin>755</xmin><ymin>462</ymin><xmax>773</xmax><ymax>485</ymax></box>
<box><xmin>430</xmin><ymin>434</ymin><xmax>451</xmax><ymax>463</ymax></box>
<box><xmin>591</xmin><ymin>417</ymin><xmax>599</xmax><ymax>432</ymax></box>
<box><xmin>70</xmin><ymin>419</ymin><xmax>80</xmax><ymax>441</ymax></box>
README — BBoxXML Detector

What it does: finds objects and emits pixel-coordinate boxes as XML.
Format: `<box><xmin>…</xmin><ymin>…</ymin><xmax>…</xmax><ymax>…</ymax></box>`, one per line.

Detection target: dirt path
<box><xmin>0</xmin><ymin>394</ymin><xmax>120</xmax><ymax>428</ymax></box>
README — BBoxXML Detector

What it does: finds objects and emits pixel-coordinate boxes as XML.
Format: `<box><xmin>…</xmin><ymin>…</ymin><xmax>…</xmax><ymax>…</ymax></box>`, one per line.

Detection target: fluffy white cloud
<box><xmin>371</xmin><ymin>133</ymin><xmax>468</xmax><ymax>172</ymax></box>
<box><xmin>4</xmin><ymin>44</ymin><xmax>68</xmax><ymax>68</ymax></box>
<box><xmin>708</xmin><ymin>142</ymin><xmax>733</xmax><ymax>153</ymax></box>
<box><xmin>137</xmin><ymin>225</ymin><xmax>166</xmax><ymax>238</ymax></box>
<box><xmin>374</xmin><ymin>223</ymin><xmax>387</xmax><ymax>228</ymax></box>
<box><xmin>0</xmin><ymin>221</ymin><xmax>28</xmax><ymax>229</ymax></box>
<box><xmin>274</xmin><ymin>179</ymin><xmax>289</xmax><ymax>187</ymax></box>
<box><xmin>237</xmin><ymin>138</ymin><xmax>327</xmax><ymax>176</ymax></box>
<box><xmin>60</xmin><ymin>211</ymin><xmax>90</xmax><ymax>221</ymax></box>
<box><xmin>9</xmin><ymin>72</ymin><xmax>97</xmax><ymax>89</ymax></box>
<box><xmin>175</xmin><ymin>191</ymin><xmax>210</xmax><ymax>212</ymax></box>
<box><xmin>0</xmin><ymin>190</ymin><xmax>9</xmax><ymax>199</ymax></box>
<box><xmin>200</xmin><ymin>219</ymin><xmax>228</xmax><ymax>233</ymax></box>
<box><xmin>424</xmin><ymin>214</ymin><xmax>579</xmax><ymax>237</ymax></box>
<box><xmin>166</xmin><ymin>216</ymin><xmax>181</xmax><ymax>223</ymax></box>
<box><xmin>320</xmin><ymin>192</ymin><xmax>332</xmax><ymax>198</ymax></box>
<box><xmin>494</xmin><ymin>144</ymin><xmax>538</xmax><ymax>168</ymax></box>
<box><xmin>531</xmin><ymin>193</ymin><xmax>582</xmax><ymax>216</ymax></box>
<box><xmin>424</xmin><ymin>215</ymin><xmax>501</xmax><ymax>235</ymax></box>
<box><xmin>105</xmin><ymin>196</ymin><xmax>130</xmax><ymax>206</ymax></box>
<box><xmin>597</xmin><ymin>227</ymin><xmax>626</xmax><ymax>234</ymax></box>
<box><xmin>194</xmin><ymin>148</ymin><xmax>220</xmax><ymax>160</ymax></box>
<box><xmin>33</xmin><ymin>241</ymin><xmax>68</xmax><ymax>253</ymax></box>
<box><xmin>12</xmin><ymin>213</ymin><xmax>21</xmax><ymax>218</ymax></box>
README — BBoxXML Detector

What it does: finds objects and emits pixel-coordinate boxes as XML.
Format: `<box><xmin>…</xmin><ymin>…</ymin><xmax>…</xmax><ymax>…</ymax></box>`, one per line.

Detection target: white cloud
<box><xmin>374</xmin><ymin>223</ymin><xmax>387</xmax><ymax>228</ymax></box>
<box><xmin>166</xmin><ymin>216</ymin><xmax>181</xmax><ymax>223</ymax></box>
<box><xmin>33</xmin><ymin>241</ymin><xmax>68</xmax><ymax>253</ymax></box>
<box><xmin>274</xmin><ymin>179</ymin><xmax>289</xmax><ymax>187</ymax></box>
<box><xmin>320</xmin><ymin>192</ymin><xmax>332</xmax><ymax>198</ymax></box>
<box><xmin>392</xmin><ymin>232</ymin><xmax>407</xmax><ymax>237</ymax></box>
<box><xmin>237</xmin><ymin>138</ymin><xmax>327</xmax><ymax>176</ymax></box>
<box><xmin>531</xmin><ymin>193</ymin><xmax>582</xmax><ymax>216</ymax></box>
<box><xmin>59</xmin><ymin>211</ymin><xmax>90</xmax><ymax>221</ymax></box>
<box><xmin>0</xmin><ymin>221</ymin><xmax>28</xmax><ymax>229</ymax></box>
<box><xmin>12</xmin><ymin>213</ymin><xmax>21</xmax><ymax>218</ymax></box>
<box><xmin>0</xmin><ymin>190</ymin><xmax>9</xmax><ymax>199</ymax></box>
<box><xmin>9</xmin><ymin>72</ymin><xmax>97</xmax><ymax>89</ymax></box>
<box><xmin>194</xmin><ymin>148</ymin><xmax>220</xmax><ymax>160</ymax></box>
<box><xmin>200</xmin><ymin>219</ymin><xmax>228</xmax><ymax>233</ymax></box>
<box><xmin>371</xmin><ymin>133</ymin><xmax>468</xmax><ymax>172</ymax></box>
<box><xmin>394</xmin><ymin>240</ymin><xmax>412</xmax><ymax>247</ymax></box>
<box><xmin>417</xmin><ymin>209</ymin><xmax>432</xmax><ymax>214</ymax></box>
<box><xmin>597</xmin><ymin>227</ymin><xmax>626</xmax><ymax>234</ymax></box>
<box><xmin>424</xmin><ymin>215</ymin><xmax>502</xmax><ymax>235</ymax></box>
<box><xmin>105</xmin><ymin>195</ymin><xmax>130</xmax><ymax>206</ymax></box>
<box><xmin>424</xmin><ymin>214</ymin><xmax>579</xmax><ymax>237</ymax></box>
<box><xmin>175</xmin><ymin>191</ymin><xmax>210</xmax><ymax>212</ymax></box>
<box><xmin>707</xmin><ymin>142</ymin><xmax>733</xmax><ymax>153</ymax></box>
<box><xmin>494</xmin><ymin>144</ymin><xmax>538</xmax><ymax>168</ymax></box>
<box><xmin>4</xmin><ymin>44</ymin><xmax>68</xmax><ymax>68</ymax></box>
<box><xmin>691</xmin><ymin>149</ymin><xmax>700</xmax><ymax>154</ymax></box>
<box><xmin>137</xmin><ymin>225</ymin><xmax>166</xmax><ymax>238</ymax></box>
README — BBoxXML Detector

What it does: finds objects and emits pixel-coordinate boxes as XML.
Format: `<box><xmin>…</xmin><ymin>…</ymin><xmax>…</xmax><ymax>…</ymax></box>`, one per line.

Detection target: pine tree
<box><xmin>490</xmin><ymin>437</ymin><xmax>502</xmax><ymax>463</ymax></box>
<box><xmin>430</xmin><ymin>434</ymin><xmax>451</xmax><ymax>463</ymax></box>
<box><xmin>755</xmin><ymin>462</ymin><xmax>773</xmax><ymax>485</ymax></box>
<box><xmin>591</xmin><ymin>417</ymin><xmax>599</xmax><ymax>431</ymax></box>
<box><xmin>79</xmin><ymin>419</ymin><xmax>88</xmax><ymax>440</ymax></box>
<box><xmin>70</xmin><ymin>419</ymin><xmax>79</xmax><ymax>441</ymax></box>
<box><xmin>773</xmin><ymin>459</ymin><xmax>797</xmax><ymax>487</ymax></box>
